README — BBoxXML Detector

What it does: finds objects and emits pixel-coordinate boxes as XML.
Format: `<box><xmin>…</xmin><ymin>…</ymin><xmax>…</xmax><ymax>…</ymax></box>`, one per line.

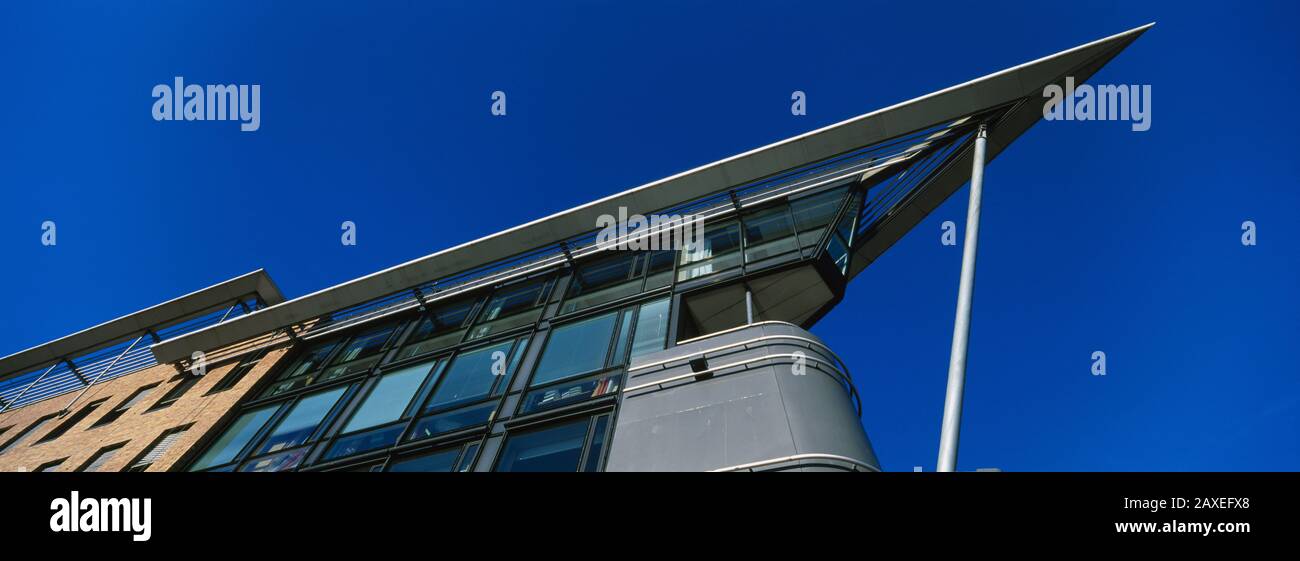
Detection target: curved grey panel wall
<box><xmin>606</xmin><ymin>322</ymin><xmax>878</xmax><ymax>472</ymax></box>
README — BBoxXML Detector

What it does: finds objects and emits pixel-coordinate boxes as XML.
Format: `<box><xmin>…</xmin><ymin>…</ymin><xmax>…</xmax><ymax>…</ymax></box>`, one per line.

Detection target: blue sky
<box><xmin>1</xmin><ymin>1</ymin><xmax>1296</xmax><ymax>471</ymax></box>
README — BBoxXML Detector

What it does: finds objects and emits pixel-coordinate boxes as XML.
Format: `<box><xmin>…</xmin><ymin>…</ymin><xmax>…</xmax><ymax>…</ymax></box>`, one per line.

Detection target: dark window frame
<box><xmin>35</xmin><ymin>457</ymin><xmax>67</xmax><ymax>472</ymax></box>
<box><xmin>75</xmin><ymin>441</ymin><xmax>128</xmax><ymax>472</ymax></box>
<box><xmin>493</xmin><ymin>412</ymin><xmax>613</xmax><ymax>472</ymax></box>
<box><xmin>92</xmin><ymin>382</ymin><xmax>162</xmax><ymax>428</ymax></box>
<box><xmin>205</xmin><ymin>347</ymin><xmax>272</xmax><ymax>395</ymax></box>
<box><xmin>36</xmin><ymin>398</ymin><xmax>110</xmax><ymax>444</ymax></box>
<box><xmin>147</xmin><ymin>373</ymin><xmax>200</xmax><ymax>411</ymax></box>
<box><xmin>124</xmin><ymin>424</ymin><xmax>192</xmax><ymax>472</ymax></box>
<box><xmin>0</xmin><ymin>413</ymin><xmax>59</xmax><ymax>454</ymax></box>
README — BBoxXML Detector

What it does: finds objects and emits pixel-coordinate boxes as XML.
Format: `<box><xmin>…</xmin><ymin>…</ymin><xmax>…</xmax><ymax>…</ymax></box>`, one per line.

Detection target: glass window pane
<box><xmin>790</xmin><ymin>186</ymin><xmax>848</xmax><ymax>239</ymax></box>
<box><xmin>520</xmin><ymin>371</ymin><xmax>621</xmax><ymax>414</ymax></box>
<box><xmin>532</xmin><ymin>312</ymin><xmax>617</xmax><ymax>386</ymax></box>
<box><xmin>191</xmin><ymin>404</ymin><xmax>278</xmax><ymax>470</ymax></box>
<box><xmin>491</xmin><ymin>337</ymin><xmax>530</xmax><ymax>397</ymax></box>
<box><xmin>424</xmin><ymin>341</ymin><xmax>515</xmax><ymax>411</ymax></box>
<box><xmin>610</xmin><ymin>309</ymin><xmax>633</xmax><ymax>366</ymax></box>
<box><xmin>343</xmin><ymin>361</ymin><xmax>435</xmax><ymax>433</ymax></box>
<box><xmin>629</xmin><ymin>298</ymin><xmax>670</xmax><ymax>360</ymax></box>
<box><xmin>323</xmin><ymin>423</ymin><xmax>406</xmax><ymax>461</ymax></box>
<box><xmin>562</xmin><ymin>253</ymin><xmax>645</xmax><ymax>313</ymax></box>
<box><xmin>456</xmin><ymin>443</ymin><xmax>479</xmax><ymax>471</ymax></box>
<box><xmin>477</xmin><ymin>279</ymin><xmax>548</xmax><ymax>323</ymax></box>
<box><xmin>495</xmin><ymin>419</ymin><xmax>589</xmax><ymax>472</ymax></box>
<box><xmin>387</xmin><ymin>448</ymin><xmax>460</xmax><ymax>472</ymax></box>
<box><xmin>677</xmin><ymin>221</ymin><xmax>742</xmax><ymax>281</ymax></box>
<box><xmin>330</xmin><ymin>324</ymin><xmax>396</xmax><ymax>365</ymax></box>
<box><xmin>278</xmin><ymin>340</ymin><xmax>341</xmax><ymax>380</ymax></box>
<box><xmin>468</xmin><ymin>278</ymin><xmax>550</xmax><ymax>339</ymax></box>
<box><xmin>239</xmin><ymin>447</ymin><xmax>309</xmax><ymax>472</ymax></box>
<box><xmin>644</xmin><ymin>250</ymin><xmax>676</xmax><ymax>290</ymax></box>
<box><xmin>397</xmin><ymin>298</ymin><xmax>477</xmax><ymax>360</ymax></box>
<box><xmin>256</xmin><ymin>386</ymin><xmax>347</xmax><ymax>455</ymax></box>
<box><xmin>407</xmin><ymin>402</ymin><xmax>496</xmax><ymax>442</ymax></box>
<box><xmin>742</xmin><ymin>205</ymin><xmax>798</xmax><ymax>263</ymax></box>
<box><xmin>584</xmin><ymin>415</ymin><xmax>610</xmax><ymax>472</ymax></box>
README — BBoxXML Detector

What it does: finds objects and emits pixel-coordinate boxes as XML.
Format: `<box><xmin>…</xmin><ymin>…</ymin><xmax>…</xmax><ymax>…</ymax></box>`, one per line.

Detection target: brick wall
<box><xmin>0</xmin><ymin>346</ymin><xmax>291</xmax><ymax>473</ymax></box>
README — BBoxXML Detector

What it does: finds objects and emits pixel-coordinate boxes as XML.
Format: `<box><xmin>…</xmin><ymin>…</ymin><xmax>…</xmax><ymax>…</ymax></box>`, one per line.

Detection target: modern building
<box><xmin>0</xmin><ymin>25</ymin><xmax>1149</xmax><ymax>472</ymax></box>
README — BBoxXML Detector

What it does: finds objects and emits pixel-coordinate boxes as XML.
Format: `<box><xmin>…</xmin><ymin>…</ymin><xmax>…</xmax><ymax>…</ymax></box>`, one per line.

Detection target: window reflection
<box><xmin>677</xmin><ymin>220</ymin><xmax>742</xmax><ymax>281</ymax></box>
<box><xmin>396</xmin><ymin>297</ymin><xmax>478</xmax><ymax>360</ymax></box>
<box><xmin>255</xmin><ymin>386</ymin><xmax>347</xmax><ymax>455</ymax></box>
<box><xmin>424</xmin><ymin>340</ymin><xmax>516</xmax><ymax>411</ymax></box>
<box><xmin>495</xmin><ymin>419</ymin><xmax>589</xmax><ymax>472</ymax></box>
<box><xmin>190</xmin><ymin>404</ymin><xmax>279</xmax><ymax>471</ymax></box>
<box><xmin>742</xmin><ymin>205</ymin><xmax>798</xmax><ymax>263</ymax></box>
<box><xmin>532</xmin><ymin>312</ymin><xmax>618</xmax><ymax>386</ymax></box>
<box><xmin>468</xmin><ymin>278</ymin><xmax>551</xmax><ymax>340</ymax></box>
<box><xmin>629</xmin><ymin>298</ymin><xmax>670</xmax><ymax>361</ymax></box>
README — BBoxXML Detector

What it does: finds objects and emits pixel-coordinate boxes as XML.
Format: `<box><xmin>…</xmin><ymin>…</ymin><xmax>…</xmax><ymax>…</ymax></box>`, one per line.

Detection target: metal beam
<box><xmin>937</xmin><ymin>124</ymin><xmax>988</xmax><ymax>472</ymax></box>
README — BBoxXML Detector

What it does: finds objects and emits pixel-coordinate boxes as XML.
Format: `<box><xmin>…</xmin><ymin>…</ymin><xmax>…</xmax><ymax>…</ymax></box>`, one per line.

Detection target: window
<box><xmin>386</xmin><ymin>447</ymin><xmax>460</xmax><ymax>472</ymax></box>
<box><xmin>407</xmin><ymin>401</ymin><xmax>496</xmax><ymax>442</ymax></box>
<box><xmin>521</xmin><ymin>300</ymin><xmax>660</xmax><ymax>413</ymax></box>
<box><xmin>35</xmin><ymin>458</ymin><xmax>67</xmax><ymax>472</ymax></box>
<box><xmin>126</xmin><ymin>426</ymin><xmax>190</xmax><ymax>472</ymax></box>
<box><xmin>206</xmin><ymin>348</ymin><xmax>270</xmax><ymax>395</ymax></box>
<box><xmin>189</xmin><ymin>404</ymin><xmax>279</xmax><ymax>471</ymax></box>
<box><xmin>343</xmin><ymin>362</ymin><xmax>432</xmax><ymax>432</ymax></box>
<box><xmin>519</xmin><ymin>371</ymin><xmax>622</xmax><ymax>414</ymax></box>
<box><xmin>253</xmin><ymin>385</ymin><xmax>349</xmax><ymax>456</ymax></box>
<box><xmin>261</xmin><ymin>339</ymin><xmax>342</xmax><ymax>398</ymax></box>
<box><xmin>149</xmin><ymin>374</ymin><xmax>199</xmax><ymax>410</ymax></box>
<box><xmin>742</xmin><ymin>205</ymin><xmax>799</xmax><ymax>263</ymax></box>
<box><xmin>0</xmin><ymin>413</ymin><xmax>58</xmax><ymax>454</ymax></box>
<box><xmin>321</xmin><ymin>360</ymin><xmax>438</xmax><ymax>460</ymax></box>
<box><xmin>92</xmin><ymin>383</ymin><xmax>160</xmax><ymax>427</ymax></box>
<box><xmin>317</xmin><ymin>323</ymin><xmax>400</xmax><ymax>381</ymax></box>
<box><xmin>37</xmin><ymin>398</ymin><xmax>109</xmax><ymax>443</ymax></box>
<box><xmin>561</xmin><ymin>251</ymin><xmax>674</xmax><ymax>314</ymax></box>
<box><xmin>789</xmin><ymin>185</ymin><xmax>849</xmax><ymax>249</ymax></box>
<box><xmin>629</xmin><ymin>297</ymin><xmax>670</xmax><ymax>361</ymax></box>
<box><xmin>824</xmin><ymin>192</ymin><xmax>860</xmax><ymax>274</ymax></box>
<box><xmin>533</xmin><ymin>312</ymin><xmax>619</xmax><ymax>386</ymax></box>
<box><xmin>423</xmin><ymin>339</ymin><xmax>520</xmax><ymax>411</ymax></box>
<box><xmin>677</xmin><ymin>220</ymin><xmax>743</xmax><ymax>281</ymax></box>
<box><xmin>77</xmin><ymin>442</ymin><xmax>127</xmax><ymax>472</ymax></box>
<box><xmin>466</xmin><ymin>277</ymin><xmax>552</xmax><ymax>340</ymax></box>
<box><xmin>494</xmin><ymin>414</ymin><xmax>612</xmax><ymax>472</ymax></box>
<box><xmin>395</xmin><ymin>297</ymin><xmax>479</xmax><ymax>361</ymax></box>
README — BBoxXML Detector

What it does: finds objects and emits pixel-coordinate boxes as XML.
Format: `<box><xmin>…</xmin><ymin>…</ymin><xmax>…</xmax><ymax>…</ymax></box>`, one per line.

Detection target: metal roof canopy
<box><xmin>153</xmin><ymin>24</ymin><xmax>1153</xmax><ymax>365</ymax></box>
<box><xmin>0</xmin><ymin>270</ymin><xmax>285</xmax><ymax>382</ymax></box>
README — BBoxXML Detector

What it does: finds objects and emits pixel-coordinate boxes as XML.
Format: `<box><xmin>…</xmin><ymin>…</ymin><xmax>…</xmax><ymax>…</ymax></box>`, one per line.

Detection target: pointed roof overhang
<box><xmin>151</xmin><ymin>24</ymin><xmax>1152</xmax><ymax>364</ymax></box>
<box><xmin>847</xmin><ymin>24</ymin><xmax>1153</xmax><ymax>277</ymax></box>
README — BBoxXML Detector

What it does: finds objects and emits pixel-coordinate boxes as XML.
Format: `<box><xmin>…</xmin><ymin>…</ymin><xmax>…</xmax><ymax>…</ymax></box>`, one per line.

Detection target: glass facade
<box><xmin>188</xmin><ymin>183</ymin><xmax>860</xmax><ymax>472</ymax></box>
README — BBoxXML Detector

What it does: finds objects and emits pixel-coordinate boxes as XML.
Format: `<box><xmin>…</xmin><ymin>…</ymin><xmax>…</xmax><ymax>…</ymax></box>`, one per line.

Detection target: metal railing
<box><xmin>0</xmin><ymin>296</ymin><xmax>264</xmax><ymax>414</ymax></box>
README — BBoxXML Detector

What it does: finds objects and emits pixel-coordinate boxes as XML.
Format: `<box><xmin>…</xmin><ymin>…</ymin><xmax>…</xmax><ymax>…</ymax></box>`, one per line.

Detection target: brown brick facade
<box><xmin>0</xmin><ymin>346</ymin><xmax>291</xmax><ymax>473</ymax></box>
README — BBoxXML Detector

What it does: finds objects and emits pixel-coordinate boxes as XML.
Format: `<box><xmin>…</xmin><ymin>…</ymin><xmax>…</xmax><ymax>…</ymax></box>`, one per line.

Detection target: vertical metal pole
<box><xmin>937</xmin><ymin>124</ymin><xmax>988</xmax><ymax>473</ymax></box>
<box><xmin>745</xmin><ymin>289</ymin><xmax>754</xmax><ymax>325</ymax></box>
